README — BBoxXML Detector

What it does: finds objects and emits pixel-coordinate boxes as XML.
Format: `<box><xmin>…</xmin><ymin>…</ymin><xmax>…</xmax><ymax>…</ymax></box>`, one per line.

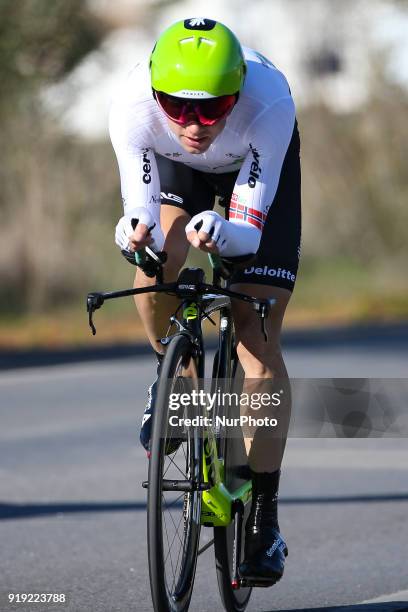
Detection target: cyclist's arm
<box><xmin>109</xmin><ymin>98</ymin><xmax>165</xmax><ymax>252</ymax></box>
<box><xmin>229</xmin><ymin>96</ymin><xmax>296</xmax><ymax>247</ymax></box>
<box><xmin>109</xmin><ymin>102</ymin><xmax>161</xmax><ymax>218</ymax></box>
<box><xmin>185</xmin><ymin>96</ymin><xmax>295</xmax><ymax>257</ymax></box>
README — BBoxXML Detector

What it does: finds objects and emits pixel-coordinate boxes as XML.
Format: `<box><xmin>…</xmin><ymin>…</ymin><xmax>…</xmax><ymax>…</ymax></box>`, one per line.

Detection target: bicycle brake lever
<box><xmin>258</xmin><ymin>302</ymin><xmax>269</xmax><ymax>342</ymax></box>
<box><xmin>88</xmin><ymin>310</ymin><xmax>96</xmax><ymax>336</ymax></box>
<box><xmin>261</xmin><ymin>315</ymin><xmax>268</xmax><ymax>342</ymax></box>
<box><xmin>87</xmin><ymin>293</ymin><xmax>105</xmax><ymax>336</ymax></box>
<box><xmin>253</xmin><ymin>299</ymin><xmax>275</xmax><ymax>342</ymax></box>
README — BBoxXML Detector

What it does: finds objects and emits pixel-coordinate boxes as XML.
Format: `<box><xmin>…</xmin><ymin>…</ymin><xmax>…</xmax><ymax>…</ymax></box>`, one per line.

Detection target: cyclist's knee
<box><xmin>236</xmin><ymin>340</ymin><xmax>283</xmax><ymax>378</ymax></box>
<box><xmin>232</xmin><ymin>284</ymin><xmax>290</xmax><ymax>377</ymax></box>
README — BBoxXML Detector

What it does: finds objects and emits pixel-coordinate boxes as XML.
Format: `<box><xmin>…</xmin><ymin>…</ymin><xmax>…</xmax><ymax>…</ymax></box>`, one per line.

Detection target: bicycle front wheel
<box><xmin>147</xmin><ymin>334</ymin><xmax>202</xmax><ymax>612</ymax></box>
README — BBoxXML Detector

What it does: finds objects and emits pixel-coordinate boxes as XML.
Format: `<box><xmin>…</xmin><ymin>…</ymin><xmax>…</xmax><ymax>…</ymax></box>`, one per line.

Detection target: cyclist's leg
<box><xmin>230</xmin><ymin>281</ymin><xmax>294</xmax><ymax>583</ymax></box>
<box><xmin>230</xmin><ymin>283</ymin><xmax>292</xmax><ymax>472</ymax></box>
<box><xmin>230</xmin><ymin>282</ymin><xmax>294</xmax><ymax>584</ymax></box>
<box><xmin>230</xmin><ymin>120</ymin><xmax>301</xmax><ymax>584</ymax></box>
<box><xmin>229</xmin><ymin>118</ymin><xmax>301</xmax><ymax>471</ymax></box>
<box><xmin>133</xmin><ymin>204</ymin><xmax>190</xmax><ymax>354</ymax></box>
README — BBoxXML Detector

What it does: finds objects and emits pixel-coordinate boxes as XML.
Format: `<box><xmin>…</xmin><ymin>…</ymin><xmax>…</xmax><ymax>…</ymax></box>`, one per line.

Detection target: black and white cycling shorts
<box><xmin>156</xmin><ymin>121</ymin><xmax>301</xmax><ymax>292</ymax></box>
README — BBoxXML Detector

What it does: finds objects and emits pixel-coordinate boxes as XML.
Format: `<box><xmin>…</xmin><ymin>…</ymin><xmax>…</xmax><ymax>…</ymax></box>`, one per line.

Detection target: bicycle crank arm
<box><xmin>231</xmin><ymin>500</ymin><xmax>245</xmax><ymax>589</ymax></box>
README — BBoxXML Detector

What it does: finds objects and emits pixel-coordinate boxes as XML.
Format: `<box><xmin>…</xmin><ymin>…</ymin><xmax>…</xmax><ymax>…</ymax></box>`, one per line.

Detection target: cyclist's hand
<box><xmin>115</xmin><ymin>207</ymin><xmax>164</xmax><ymax>252</ymax></box>
<box><xmin>185</xmin><ymin>211</ymin><xmax>224</xmax><ymax>254</ymax></box>
<box><xmin>186</xmin><ymin>210</ymin><xmax>262</xmax><ymax>257</ymax></box>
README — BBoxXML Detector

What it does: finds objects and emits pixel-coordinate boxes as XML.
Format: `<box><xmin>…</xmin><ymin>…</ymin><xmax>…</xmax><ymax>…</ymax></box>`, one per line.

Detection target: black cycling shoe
<box><xmin>239</xmin><ymin>470</ymin><xmax>288</xmax><ymax>587</ymax></box>
<box><xmin>239</xmin><ymin>527</ymin><xmax>288</xmax><ymax>586</ymax></box>
<box><xmin>140</xmin><ymin>354</ymin><xmax>183</xmax><ymax>456</ymax></box>
<box><xmin>140</xmin><ymin>376</ymin><xmax>158</xmax><ymax>453</ymax></box>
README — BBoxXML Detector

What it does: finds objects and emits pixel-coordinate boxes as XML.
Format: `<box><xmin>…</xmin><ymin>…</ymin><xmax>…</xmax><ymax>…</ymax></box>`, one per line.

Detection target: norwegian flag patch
<box><xmin>229</xmin><ymin>202</ymin><xmax>267</xmax><ymax>230</ymax></box>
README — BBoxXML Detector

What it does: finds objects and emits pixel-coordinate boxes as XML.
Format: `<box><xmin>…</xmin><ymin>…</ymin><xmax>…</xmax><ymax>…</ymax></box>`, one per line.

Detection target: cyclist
<box><xmin>110</xmin><ymin>18</ymin><xmax>301</xmax><ymax>586</ymax></box>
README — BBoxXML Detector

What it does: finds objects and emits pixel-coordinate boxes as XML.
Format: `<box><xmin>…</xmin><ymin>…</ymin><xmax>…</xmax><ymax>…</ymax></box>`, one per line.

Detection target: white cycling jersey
<box><xmin>109</xmin><ymin>47</ymin><xmax>295</xmax><ymax>241</ymax></box>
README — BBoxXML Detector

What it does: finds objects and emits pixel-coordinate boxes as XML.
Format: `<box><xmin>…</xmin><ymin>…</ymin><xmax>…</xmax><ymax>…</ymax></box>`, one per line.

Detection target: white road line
<box><xmin>359</xmin><ymin>589</ymin><xmax>408</xmax><ymax>604</ymax></box>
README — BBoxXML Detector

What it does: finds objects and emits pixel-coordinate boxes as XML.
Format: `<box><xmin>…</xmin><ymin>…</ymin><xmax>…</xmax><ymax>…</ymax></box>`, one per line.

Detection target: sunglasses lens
<box><xmin>155</xmin><ymin>92</ymin><xmax>185</xmax><ymax>121</ymax></box>
<box><xmin>154</xmin><ymin>92</ymin><xmax>237</xmax><ymax>126</ymax></box>
<box><xmin>196</xmin><ymin>95</ymin><xmax>237</xmax><ymax>123</ymax></box>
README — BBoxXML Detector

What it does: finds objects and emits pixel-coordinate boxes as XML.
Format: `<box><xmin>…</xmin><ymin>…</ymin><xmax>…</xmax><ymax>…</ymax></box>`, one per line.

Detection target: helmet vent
<box><xmin>197</xmin><ymin>37</ymin><xmax>215</xmax><ymax>48</ymax></box>
<box><xmin>179</xmin><ymin>36</ymin><xmax>215</xmax><ymax>50</ymax></box>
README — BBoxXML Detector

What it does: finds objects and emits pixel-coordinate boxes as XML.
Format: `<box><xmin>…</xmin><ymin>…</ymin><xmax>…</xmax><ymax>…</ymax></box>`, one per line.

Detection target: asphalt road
<box><xmin>1</xmin><ymin>335</ymin><xmax>407</xmax><ymax>612</ymax></box>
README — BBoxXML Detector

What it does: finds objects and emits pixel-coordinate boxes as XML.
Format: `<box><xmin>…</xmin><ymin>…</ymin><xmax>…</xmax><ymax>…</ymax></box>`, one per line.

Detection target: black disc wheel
<box><xmin>147</xmin><ymin>334</ymin><xmax>202</xmax><ymax>612</ymax></box>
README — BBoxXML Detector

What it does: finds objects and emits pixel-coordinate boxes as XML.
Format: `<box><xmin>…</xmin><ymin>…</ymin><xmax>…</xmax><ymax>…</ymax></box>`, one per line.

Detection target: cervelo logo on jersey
<box><xmin>244</xmin><ymin>265</ymin><xmax>296</xmax><ymax>282</ymax></box>
<box><xmin>248</xmin><ymin>144</ymin><xmax>261</xmax><ymax>188</ymax></box>
<box><xmin>142</xmin><ymin>149</ymin><xmax>152</xmax><ymax>184</ymax></box>
<box><xmin>160</xmin><ymin>192</ymin><xmax>184</xmax><ymax>205</ymax></box>
<box><xmin>184</xmin><ymin>18</ymin><xmax>216</xmax><ymax>31</ymax></box>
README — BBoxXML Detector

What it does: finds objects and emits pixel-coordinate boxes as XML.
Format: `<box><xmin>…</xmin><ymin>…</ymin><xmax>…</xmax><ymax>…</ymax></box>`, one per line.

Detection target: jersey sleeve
<box><xmin>229</xmin><ymin>96</ymin><xmax>295</xmax><ymax>234</ymax></box>
<box><xmin>109</xmin><ymin>93</ymin><xmax>161</xmax><ymax>226</ymax></box>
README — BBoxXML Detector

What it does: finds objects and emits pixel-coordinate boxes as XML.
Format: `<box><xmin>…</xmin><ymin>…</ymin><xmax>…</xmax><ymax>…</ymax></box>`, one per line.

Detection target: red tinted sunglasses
<box><xmin>154</xmin><ymin>90</ymin><xmax>237</xmax><ymax>126</ymax></box>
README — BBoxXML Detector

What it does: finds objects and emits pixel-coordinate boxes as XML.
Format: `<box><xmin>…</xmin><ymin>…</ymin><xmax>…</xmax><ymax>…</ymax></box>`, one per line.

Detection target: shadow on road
<box><xmin>1</xmin><ymin>492</ymin><xmax>408</xmax><ymax>521</ymax></box>
<box><xmin>0</xmin><ymin>501</ymin><xmax>146</xmax><ymax>520</ymax></box>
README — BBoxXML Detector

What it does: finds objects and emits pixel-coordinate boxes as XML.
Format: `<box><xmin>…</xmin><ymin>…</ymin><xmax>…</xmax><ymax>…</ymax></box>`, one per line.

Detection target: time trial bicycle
<box><xmin>87</xmin><ymin>247</ymin><xmax>275</xmax><ymax>612</ymax></box>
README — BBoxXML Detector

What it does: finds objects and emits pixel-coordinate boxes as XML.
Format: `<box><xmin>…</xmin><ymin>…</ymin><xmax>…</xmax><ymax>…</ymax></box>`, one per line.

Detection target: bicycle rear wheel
<box><xmin>213</xmin><ymin>344</ymin><xmax>252</xmax><ymax>612</ymax></box>
<box><xmin>147</xmin><ymin>334</ymin><xmax>202</xmax><ymax>612</ymax></box>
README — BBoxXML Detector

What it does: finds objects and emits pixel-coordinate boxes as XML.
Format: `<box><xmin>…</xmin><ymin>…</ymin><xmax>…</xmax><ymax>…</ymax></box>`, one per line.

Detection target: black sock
<box><xmin>251</xmin><ymin>469</ymin><xmax>280</xmax><ymax>499</ymax></box>
<box><xmin>248</xmin><ymin>469</ymin><xmax>281</xmax><ymax>534</ymax></box>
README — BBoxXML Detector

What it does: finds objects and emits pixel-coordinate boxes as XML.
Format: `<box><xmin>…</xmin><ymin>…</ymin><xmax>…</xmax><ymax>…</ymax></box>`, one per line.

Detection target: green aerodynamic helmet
<box><xmin>150</xmin><ymin>18</ymin><xmax>247</xmax><ymax>98</ymax></box>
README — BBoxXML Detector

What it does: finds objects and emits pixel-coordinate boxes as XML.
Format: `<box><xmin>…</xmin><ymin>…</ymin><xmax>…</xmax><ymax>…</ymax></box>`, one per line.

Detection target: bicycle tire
<box><xmin>147</xmin><ymin>333</ymin><xmax>202</xmax><ymax>612</ymax></box>
<box><xmin>212</xmin><ymin>339</ymin><xmax>252</xmax><ymax>612</ymax></box>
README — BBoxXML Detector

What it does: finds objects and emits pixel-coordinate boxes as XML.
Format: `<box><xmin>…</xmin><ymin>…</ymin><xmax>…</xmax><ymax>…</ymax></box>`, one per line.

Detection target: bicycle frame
<box><xmin>159</xmin><ymin>288</ymin><xmax>253</xmax><ymax>531</ymax></box>
<box><xmin>201</xmin><ymin>429</ymin><xmax>252</xmax><ymax>528</ymax></box>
